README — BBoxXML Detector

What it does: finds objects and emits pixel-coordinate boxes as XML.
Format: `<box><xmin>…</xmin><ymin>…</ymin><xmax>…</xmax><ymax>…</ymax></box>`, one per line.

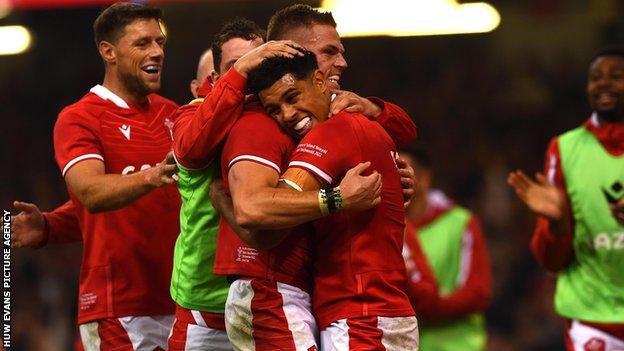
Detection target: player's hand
<box><xmin>339</xmin><ymin>162</ymin><xmax>382</xmax><ymax>211</ymax></box>
<box><xmin>610</xmin><ymin>197</ymin><xmax>624</xmax><ymax>226</ymax></box>
<box><xmin>329</xmin><ymin>90</ymin><xmax>382</xmax><ymax>119</ymax></box>
<box><xmin>9</xmin><ymin>201</ymin><xmax>46</xmax><ymax>248</ymax></box>
<box><xmin>507</xmin><ymin>170</ymin><xmax>566</xmax><ymax>220</ymax></box>
<box><xmin>144</xmin><ymin>151</ymin><xmax>178</xmax><ymax>187</ymax></box>
<box><xmin>396</xmin><ymin>158</ymin><xmax>416</xmax><ymax>208</ymax></box>
<box><xmin>233</xmin><ymin>40</ymin><xmax>306</xmax><ymax>77</ymax></box>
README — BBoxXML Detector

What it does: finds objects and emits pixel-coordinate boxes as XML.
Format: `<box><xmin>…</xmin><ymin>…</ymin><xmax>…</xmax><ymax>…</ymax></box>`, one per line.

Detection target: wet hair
<box><xmin>211</xmin><ymin>18</ymin><xmax>266</xmax><ymax>74</ymax></box>
<box><xmin>267</xmin><ymin>4</ymin><xmax>336</xmax><ymax>41</ymax></box>
<box><xmin>589</xmin><ymin>47</ymin><xmax>624</xmax><ymax>66</ymax></box>
<box><xmin>93</xmin><ymin>2</ymin><xmax>162</xmax><ymax>47</ymax></box>
<box><xmin>247</xmin><ymin>50</ymin><xmax>318</xmax><ymax>95</ymax></box>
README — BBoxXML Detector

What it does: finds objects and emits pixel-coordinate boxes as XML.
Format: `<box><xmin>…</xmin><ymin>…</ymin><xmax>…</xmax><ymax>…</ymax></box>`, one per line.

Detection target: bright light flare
<box><xmin>0</xmin><ymin>26</ymin><xmax>32</xmax><ymax>55</ymax></box>
<box><xmin>319</xmin><ymin>0</ymin><xmax>501</xmax><ymax>37</ymax></box>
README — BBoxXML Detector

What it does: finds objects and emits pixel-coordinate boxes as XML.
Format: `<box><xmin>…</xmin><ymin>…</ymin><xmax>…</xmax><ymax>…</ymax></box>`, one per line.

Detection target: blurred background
<box><xmin>2</xmin><ymin>0</ymin><xmax>623</xmax><ymax>349</ymax></box>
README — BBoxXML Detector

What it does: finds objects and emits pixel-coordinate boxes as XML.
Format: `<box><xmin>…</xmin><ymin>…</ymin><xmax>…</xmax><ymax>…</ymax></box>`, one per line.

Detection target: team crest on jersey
<box><xmin>584</xmin><ymin>337</ymin><xmax>606</xmax><ymax>351</ymax></box>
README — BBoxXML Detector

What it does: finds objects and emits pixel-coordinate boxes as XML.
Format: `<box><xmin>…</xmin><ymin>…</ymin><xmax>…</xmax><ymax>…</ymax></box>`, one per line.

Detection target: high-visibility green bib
<box><xmin>170</xmin><ymin>165</ymin><xmax>230</xmax><ymax>313</ymax></box>
<box><xmin>555</xmin><ymin>126</ymin><xmax>624</xmax><ymax>322</ymax></box>
<box><xmin>416</xmin><ymin>206</ymin><xmax>487</xmax><ymax>351</ymax></box>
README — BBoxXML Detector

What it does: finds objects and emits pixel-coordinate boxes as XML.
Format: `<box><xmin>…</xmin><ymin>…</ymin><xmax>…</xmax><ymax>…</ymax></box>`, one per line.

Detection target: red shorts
<box><xmin>565</xmin><ymin>320</ymin><xmax>624</xmax><ymax>351</ymax></box>
<box><xmin>320</xmin><ymin>316</ymin><xmax>419</xmax><ymax>351</ymax></box>
<box><xmin>168</xmin><ymin>304</ymin><xmax>232</xmax><ymax>351</ymax></box>
<box><xmin>225</xmin><ymin>278</ymin><xmax>318</xmax><ymax>351</ymax></box>
<box><xmin>79</xmin><ymin>315</ymin><xmax>173</xmax><ymax>350</ymax></box>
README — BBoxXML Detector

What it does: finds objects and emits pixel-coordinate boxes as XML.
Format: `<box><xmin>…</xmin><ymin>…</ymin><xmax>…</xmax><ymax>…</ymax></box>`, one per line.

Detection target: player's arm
<box><xmin>173</xmin><ymin>41</ymin><xmax>307</xmax><ymax>169</ymax></box>
<box><xmin>64</xmin><ymin>152</ymin><xmax>177</xmax><ymax>213</ymax></box>
<box><xmin>329</xmin><ymin>91</ymin><xmax>417</xmax><ymax>147</ymax></box>
<box><xmin>172</xmin><ymin>69</ymin><xmax>247</xmax><ymax>169</ymax></box>
<box><xmin>230</xmin><ymin>160</ymin><xmax>381</xmax><ymax>231</ymax></box>
<box><xmin>507</xmin><ymin>138</ymin><xmax>574</xmax><ymax>272</ymax></box>
<box><xmin>9</xmin><ymin>200</ymin><xmax>80</xmax><ymax>248</ymax></box>
<box><xmin>418</xmin><ymin>216</ymin><xmax>492</xmax><ymax>320</ymax></box>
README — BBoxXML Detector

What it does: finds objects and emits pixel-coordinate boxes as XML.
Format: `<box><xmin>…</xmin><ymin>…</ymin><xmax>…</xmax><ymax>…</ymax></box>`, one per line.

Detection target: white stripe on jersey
<box><xmin>62</xmin><ymin>153</ymin><xmax>104</xmax><ymax>176</ymax></box>
<box><xmin>229</xmin><ymin>155</ymin><xmax>281</xmax><ymax>174</ymax></box>
<box><xmin>288</xmin><ymin>161</ymin><xmax>333</xmax><ymax>184</ymax></box>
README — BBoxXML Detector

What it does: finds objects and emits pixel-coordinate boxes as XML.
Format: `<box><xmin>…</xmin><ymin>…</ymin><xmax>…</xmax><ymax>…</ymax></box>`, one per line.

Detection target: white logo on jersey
<box><xmin>118</xmin><ymin>124</ymin><xmax>131</xmax><ymax>140</ymax></box>
<box><xmin>593</xmin><ymin>232</ymin><xmax>624</xmax><ymax>250</ymax></box>
<box><xmin>122</xmin><ymin>164</ymin><xmax>152</xmax><ymax>175</ymax></box>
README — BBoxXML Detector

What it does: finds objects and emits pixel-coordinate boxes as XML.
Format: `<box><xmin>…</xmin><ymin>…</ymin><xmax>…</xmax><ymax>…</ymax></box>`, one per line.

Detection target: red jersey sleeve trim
<box><xmin>288</xmin><ymin>160</ymin><xmax>333</xmax><ymax>184</ymax></box>
<box><xmin>62</xmin><ymin>153</ymin><xmax>104</xmax><ymax>176</ymax></box>
<box><xmin>229</xmin><ymin>155</ymin><xmax>281</xmax><ymax>174</ymax></box>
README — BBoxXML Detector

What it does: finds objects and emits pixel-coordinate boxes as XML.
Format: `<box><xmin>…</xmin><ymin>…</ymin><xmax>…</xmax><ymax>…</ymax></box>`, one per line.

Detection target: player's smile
<box><xmin>259</xmin><ymin>71</ymin><xmax>330</xmax><ymax>139</ymax></box>
<box><xmin>141</xmin><ymin>63</ymin><xmax>161</xmax><ymax>82</ymax></box>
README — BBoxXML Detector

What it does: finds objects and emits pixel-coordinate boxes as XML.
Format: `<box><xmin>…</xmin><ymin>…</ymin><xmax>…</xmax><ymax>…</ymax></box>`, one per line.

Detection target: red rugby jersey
<box><xmin>53</xmin><ymin>85</ymin><xmax>180</xmax><ymax>324</ymax></box>
<box><xmin>288</xmin><ymin>111</ymin><xmax>415</xmax><ymax>328</ymax></box>
<box><xmin>213</xmin><ymin>105</ymin><xmax>315</xmax><ymax>292</ymax></box>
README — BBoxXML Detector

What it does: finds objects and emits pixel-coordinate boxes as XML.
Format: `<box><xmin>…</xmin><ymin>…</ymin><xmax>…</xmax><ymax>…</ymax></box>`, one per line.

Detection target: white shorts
<box><xmin>79</xmin><ymin>314</ymin><xmax>174</xmax><ymax>351</ymax></box>
<box><xmin>566</xmin><ymin>320</ymin><xmax>624</xmax><ymax>351</ymax></box>
<box><xmin>225</xmin><ymin>278</ymin><xmax>318</xmax><ymax>351</ymax></box>
<box><xmin>321</xmin><ymin>316</ymin><xmax>419</xmax><ymax>351</ymax></box>
<box><xmin>167</xmin><ymin>304</ymin><xmax>233</xmax><ymax>351</ymax></box>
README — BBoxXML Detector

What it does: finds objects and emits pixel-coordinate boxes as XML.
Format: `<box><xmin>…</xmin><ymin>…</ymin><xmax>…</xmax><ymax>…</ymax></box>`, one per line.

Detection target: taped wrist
<box><xmin>318</xmin><ymin>187</ymin><xmax>345</xmax><ymax>216</ymax></box>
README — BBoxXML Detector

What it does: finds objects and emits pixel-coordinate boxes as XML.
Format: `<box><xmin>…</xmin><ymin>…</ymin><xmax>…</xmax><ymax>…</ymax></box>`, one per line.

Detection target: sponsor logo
<box><xmin>602</xmin><ymin>181</ymin><xmax>624</xmax><ymax>205</ymax></box>
<box><xmin>118</xmin><ymin>124</ymin><xmax>131</xmax><ymax>140</ymax></box>
<box><xmin>122</xmin><ymin>164</ymin><xmax>154</xmax><ymax>175</ymax></box>
<box><xmin>593</xmin><ymin>232</ymin><xmax>624</xmax><ymax>250</ymax></box>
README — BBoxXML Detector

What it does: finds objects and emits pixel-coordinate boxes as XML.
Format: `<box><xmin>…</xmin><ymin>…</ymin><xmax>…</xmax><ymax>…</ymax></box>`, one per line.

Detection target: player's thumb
<box><xmin>535</xmin><ymin>172</ymin><xmax>548</xmax><ymax>185</ymax></box>
<box><xmin>164</xmin><ymin>151</ymin><xmax>176</xmax><ymax>165</ymax></box>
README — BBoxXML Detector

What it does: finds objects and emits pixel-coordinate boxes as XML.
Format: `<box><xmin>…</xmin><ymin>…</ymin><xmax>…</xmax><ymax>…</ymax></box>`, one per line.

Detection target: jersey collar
<box><xmin>90</xmin><ymin>85</ymin><xmax>130</xmax><ymax>109</ymax></box>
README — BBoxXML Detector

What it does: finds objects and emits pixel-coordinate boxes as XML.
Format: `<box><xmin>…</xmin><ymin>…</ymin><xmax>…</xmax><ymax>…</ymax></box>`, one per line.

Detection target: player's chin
<box><xmin>144</xmin><ymin>80</ymin><xmax>161</xmax><ymax>93</ymax></box>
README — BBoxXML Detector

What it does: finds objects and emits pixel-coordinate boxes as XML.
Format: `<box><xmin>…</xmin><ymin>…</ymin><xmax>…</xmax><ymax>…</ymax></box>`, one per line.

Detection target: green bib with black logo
<box><xmin>417</xmin><ymin>207</ymin><xmax>487</xmax><ymax>351</ymax></box>
<box><xmin>556</xmin><ymin>126</ymin><xmax>624</xmax><ymax>322</ymax></box>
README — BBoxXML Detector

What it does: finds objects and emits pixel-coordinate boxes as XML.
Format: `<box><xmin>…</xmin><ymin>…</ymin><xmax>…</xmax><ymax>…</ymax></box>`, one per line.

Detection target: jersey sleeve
<box><xmin>368</xmin><ymin>97</ymin><xmax>417</xmax><ymax>148</ymax></box>
<box><xmin>41</xmin><ymin>200</ymin><xmax>82</xmax><ymax>246</ymax></box>
<box><xmin>530</xmin><ymin>137</ymin><xmax>575</xmax><ymax>272</ymax></box>
<box><xmin>418</xmin><ymin>214</ymin><xmax>492</xmax><ymax>320</ymax></box>
<box><xmin>173</xmin><ymin>68</ymin><xmax>247</xmax><ymax>170</ymax></box>
<box><xmin>222</xmin><ymin>111</ymin><xmax>291</xmax><ymax>174</ymax></box>
<box><xmin>53</xmin><ymin>108</ymin><xmax>103</xmax><ymax>177</ymax></box>
<box><xmin>288</xmin><ymin>116</ymin><xmax>359</xmax><ymax>186</ymax></box>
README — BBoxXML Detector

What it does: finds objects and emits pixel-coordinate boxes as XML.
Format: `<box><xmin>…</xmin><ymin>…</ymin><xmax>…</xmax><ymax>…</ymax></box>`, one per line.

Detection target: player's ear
<box><xmin>313</xmin><ymin>69</ymin><xmax>326</xmax><ymax>93</ymax></box>
<box><xmin>99</xmin><ymin>41</ymin><xmax>116</xmax><ymax>64</ymax></box>
<box><xmin>210</xmin><ymin>71</ymin><xmax>220</xmax><ymax>85</ymax></box>
<box><xmin>189</xmin><ymin>79</ymin><xmax>199</xmax><ymax>98</ymax></box>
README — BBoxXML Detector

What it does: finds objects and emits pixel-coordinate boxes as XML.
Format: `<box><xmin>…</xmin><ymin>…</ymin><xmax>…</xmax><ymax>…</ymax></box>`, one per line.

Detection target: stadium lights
<box><xmin>0</xmin><ymin>26</ymin><xmax>32</xmax><ymax>55</ymax></box>
<box><xmin>318</xmin><ymin>0</ymin><xmax>501</xmax><ymax>37</ymax></box>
